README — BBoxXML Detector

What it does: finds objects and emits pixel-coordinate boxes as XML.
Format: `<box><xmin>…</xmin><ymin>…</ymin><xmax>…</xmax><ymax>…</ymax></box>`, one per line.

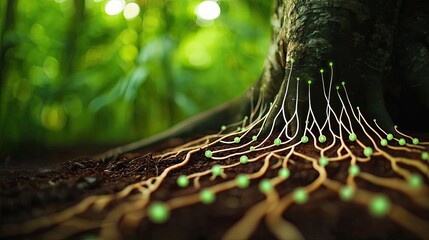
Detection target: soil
<box><xmin>1</xmin><ymin>134</ymin><xmax>429</xmax><ymax>240</ymax></box>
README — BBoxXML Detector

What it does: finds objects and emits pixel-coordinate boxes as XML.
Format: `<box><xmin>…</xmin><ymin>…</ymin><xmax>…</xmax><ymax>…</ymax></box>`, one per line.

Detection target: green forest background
<box><xmin>0</xmin><ymin>0</ymin><xmax>271</xmax><ymax>152</ymax></box>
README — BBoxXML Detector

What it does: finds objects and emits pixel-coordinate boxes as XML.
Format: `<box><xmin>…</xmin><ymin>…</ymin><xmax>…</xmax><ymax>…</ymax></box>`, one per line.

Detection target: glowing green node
<box><xmin>320</xmin><ymin>69</ymin><xmax>324</xmax><ymax>73</ymax></box>
<box><xmin>237</xmin><ymin>127</ymin><xmax>241</xmax><ymax>131</ymax></box>
<box><xmin>147</xmin><ymin>202</ymin><xmax>170</xmax><ymax>224</ymax></box>
<box><xmin>339</xmin><ymin>186</ymin><xmax>354</xmax><ymax>201</ymax></box>
<box><xmin>412</xmin><ymin>138</ymin><xmax>419</xmax><ymax>145</ymax></box>
<box><xmin>205</xmin><ymin>150</ymin><xmax>213</xmax><ymax>158</ymax></box>
<box><xmin>319</xmin><ymin>156</ymin><xmax>329</xmax><ymax>167</ymax></box>
<box><xmin>290</xmin><ymin>58</ymin><xmax>295</xmax><ymax>63</ymax></box>
<box><xmin>234</xmin><ymin>137</ymin><xmax>241</xmax><ymax>143</ymax></box>
<box><xmin>274</xmin><ymin>138</ymin><xmax>282</xmax><ymax>146</ymax></box>
<box><xmin>221</xmin><ymin>125</ymin><xmax>226</xmax><ymax>131</ymax></box>
<box><xmin>259</xmin><ymin>179</ymin><xmax>273</xmax><ymax>193</ymax></box>
<box><xmin>240</xmin><ymin>155</ymin><xmax>248</xmax><ymax>164</ymax></box>
<box><xmin>386</xmin><ymin>133</ymin><xmax>393</xmax><ymax>141</ymax></box>
<box><xmin>250</xmin><ymin>146</ymin><xmax>255</xmax><ymax>151</ymax></box>
<box><xmin>408</xmin><ymin>174</ymin><xmax>422</xmax><ymax>189</ymax></box>
<box><xmin>341</xmin><ymin>81</ymin><xmax>345</xmax><ymax>86</ymax></box>
<box><xmin>200</xmin><ymin>189</ymin><xmax>216</xmax><ymax>204</ymax></box>
<box><xmin>278</xmin><ymin>168</ymin><xmax>290</xmax><ymax>179</ymax></box>
<box><xmin>296</xmin><ymin>77</ymin><xmax>300</xmax><ymax>81</ymax></box>
<box><xmin>422</xmin><ymin>152</ymin><xmax>429</xmax><ymax>160</ymax></box>
<box><xmin>364</xmin><ymin>147</ymin><xmax>373</xmax><ymax>157</ymax></box>
<box><xmin>236</xmin><ymin>174</ymin><xmax>250</xmax><ymax>189</ymax></box>
<box><xmin>211</xmin><ymin>165</ymin><xmax>222</xmax><ymax>176</ymax></box>
<box><xmin>348</xmin><ymin>165</ymin><xmax>360</xmax><ymax>176</ymax></box>
<box><xmin>336</xmin><ymin>86</ymin><xmax>339</xmax><ymax>90</ymax></box>
<box><xmin>252</xmin><ymin>135</ymin><xmax>257</xmax><ymax>141</ymax></box>
<box><xmin>301</xmin><ymin>136</ymin><xmax>309</xmax><ymax>143</ymax></box>
<box><xmin>308</xmin><ymin>80</ymin><xmax>312</xmax><ymax>85</ymax></box>
<box><xmin>349</xmin><ymin>133</ymin><xmax>357</xmax><ymax>142</ymax></box>
<box><xmin>293</xmin><ymin>188</ymin><xmax>308</xmax><ymax>204</ymax></box>
<box><xmin>244</xmin><ymin>116</ymin><xmax>248</xmax><ymax>120</ymax></box>
<box><xmin>318</xmin><ymin>135</ymin><xmax>327</xmax><ymax>143</ymax></box>
<box><xmin>380</xmin><ymin>139</ymin><xmax>388</xmax><ymax>147</ymax></box>
<box><xmin>176</xmin><ymin>175</ymin><xmax>189</xmax><ymax>188</ymax></box>
<box><xmin>369</xmin><ymin>195</ymin><xmax>391</xmax><ymax>217</ymax></box>
<box><xmin>398</xmin><ymin>138</ymin><xmax>406</xmax><ymax>146</ymax></box>
<box><xmin>329</xmin><ymin>62</ymin><xmax>333</xmax><ymax>67</ymax></box>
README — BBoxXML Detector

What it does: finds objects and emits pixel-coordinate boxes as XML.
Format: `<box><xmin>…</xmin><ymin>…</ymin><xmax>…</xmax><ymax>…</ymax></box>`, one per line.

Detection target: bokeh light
<box><xmin>105</xmin><ymin>0</ymin><xmax>125</xmax><ymax>16</ymax></box>
<box><xmin>196</xmin><ymin>1</ymin><xmax>221</xmax><ymax>20</ymax></box>
<box><xmin>123</xmin><ymin>2</ymin><xmax>140</xmax><ymax>20</ymax></box>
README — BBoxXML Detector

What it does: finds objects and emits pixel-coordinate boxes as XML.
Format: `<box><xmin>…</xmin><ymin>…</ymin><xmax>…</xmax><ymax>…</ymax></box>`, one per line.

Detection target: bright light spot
<box><xmin>124</xmin><ymin>2</ymin><xmax>140</xmax><ymax>19</ymax></box>
<box><xmin>105</xmin><ymin>0</ymin><xmax>125</xmax><ymax>16</ymax></box>
<box><xmin>196</xmin><ymin>1</ymin><xmax>221</xmax><ymax>21</ymax></box>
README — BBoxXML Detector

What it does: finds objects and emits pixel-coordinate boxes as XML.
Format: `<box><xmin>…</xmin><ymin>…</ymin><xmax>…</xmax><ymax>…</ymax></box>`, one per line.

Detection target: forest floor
<box><xmin>1</xmin><ymin>133</ymin><xmax>428</xmax><ymax>240</ymax></box>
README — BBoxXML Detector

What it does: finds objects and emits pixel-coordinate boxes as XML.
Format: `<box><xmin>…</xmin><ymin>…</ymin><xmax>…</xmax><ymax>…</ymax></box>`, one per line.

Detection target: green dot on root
<box><xmin>278</xmin><ymin>168</ymin><xmax>290</xmax><ymax>179</ymax></box>
<box><xmin>399</xmin><ymin>138</ymin><xmax>406</xmax><ymax>146</ymax></box>
<box><xmin>412</xmin><ymin>138</ymin><xmax>419</xmax><ymax>145</ymax></box>
<box><xmin>205</xmin><ymin>150</ymin><xmax>212</xmax><ymax>158</ymax></box>
<box><xmin>221</xmin><ymin>125</ymin><xmax>226</xmax><ymax>131</ymax></box>
<box><xmin>274</xmin><ymin>138</ymin><xmax>282</xmax><ymax>146</ymax></box>
<box><xmin>422</xmin><ymin>152</ymin><xmax>429</xmax><ymax>160</ymax></box>
<box><xmin>252</xmin><ymin>135</ymin><xmax>257</xmax><ymax>141</ymax></box>
<box><xmin>176</xmin><ymin>175</ymin><xmax>189</xmax><ymax>187</ymax></box>
<box><xmin>301</xmin><ymin>136</ymin><xmax>309</xmax><ymax>143</ymax></box>
<box><xmin>380</xmin><ymin>139</ymin><xmax>388</xmax><ymax>146</ymax></box>
<box><xmin>329</xmin><ymin>62</ymin><xmax>333</xmax><ymax>67</ymax></box>
<box><xmin>320</xmin><ymin>69</ymin><xmax>324</xmax><ymax>73</ymax></box>
<box><xmin>259</xmin><ymin>179</ymin><xmax>273</xmax><ymax>193</ymax></box>
<box><xmin>240</xmin><ymin>155</ymin><xmax>248</xmax><ymax>164</ymax></box>
<box><xmin>308</xmin><ymin>80</ymin><xmax>312</xmax><ymax>85</ymax></box>
<box><xmin>234</xmin><ymin>137</ymin><xmax>241</xmax><ymax>143</ymax></box>
<box><xmin>148</xmin><ymin>202</ymin><xmax>170</xmax><ymax>224</ymax></box>
<box><xmin>211</xmin><ymin>165</ymin><xmax>222</xmax><ymax>176</ymax></box>
<box><xmin>369</xmin><ymin>195</ymin><xmax>390</xmax><ymax>217</ymax></box>
<box><xmin>319</xmin><ymin>156</ymin><xmax>329</xmax><ymax>167</ymax></box>
<box><xmin>293</xmin><ymin>188</ymin><xmax>308</xmax><ymax>204</ymax></box>
<box><xmin>348</xmin><ymin>165</ymin><xmax>360</xmax><ymax>176</ymax></box>
<box><xmin>250</xmin><ymin>146</ymin><xmax>255</xmax><ymax>151</ymax></box>
<box><xmin>408</xmin><ymin>174</ymin><xmax>422</xmax><ymax>188</ymax></box>
<box><xmin>236</xmin><ymin>174</ymin><xmax>250</xmax><ymax>189</ymax></box>
<box><xmin>339</xmin><ymin>186</ymin><xmax>354</xmax><ymax>201</ymax></box>
<box><xmin>349</xmin><ymin>133</ymin><xmax>357</xmax><ymax>141</ymax></box>
<box><xmin>318</xmin><ymin>135</ymin><xmax>327</xmax><ymax>143</ymax></box>
<box><xmin>200</xmin><ymin>189</ymin><xmax>216</xmax><ymax>204</ymax></box>
<box><xmin>386</xmin><ymin>133</ymin><xmax>393</xmax><ymax>141</ymax></box>
<box><xmin>364</xmin><ymin>147</ymin><xmax>373</xmax><ymax>157</ymax></box>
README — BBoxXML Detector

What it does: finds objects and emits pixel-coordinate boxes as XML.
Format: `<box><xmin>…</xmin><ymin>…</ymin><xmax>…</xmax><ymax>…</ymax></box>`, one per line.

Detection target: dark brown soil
<box><xmin>1</xmin><ymin>135</ymin><xmax>428</xmax><ymax>240</ymax></box>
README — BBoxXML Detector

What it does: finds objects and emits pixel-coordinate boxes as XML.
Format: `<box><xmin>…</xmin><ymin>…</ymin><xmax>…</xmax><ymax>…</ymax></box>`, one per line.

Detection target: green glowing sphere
<box><xmin>408</xmin><ymin>174</ymin><xmax>422</xmax><ymax>189</ymax></box>
<box><xmin>250</xmin><ymin>146</ymin><xmax>255</xmax><ymax>151</ymax></box>
<box><xmin>364</xmin><ymin>147</ymin><xmax>373</xmax><ymax>157</ymax></box>
<box><xmin>349</xmin><ymin>133</ymin><xmax>357</xmax><ymax>141</ymax></box>
<box><xmin>234</xmin><ymin>137</ymin><xmax>241</xmax><ymax>143</ymax></box>
<box><xmin>236</xmin><ymin>174</ymin><xmax>250</xmax><ymax>189</ymax></box>
<box><xmin>296</xmin><ymin>77</ymin><xmax>300</xmax><ymax>81</ymax></box>
<box><xmin>412</xmin><ymin>138</ymin><xmax>419</xmax><ymax>145</ymax></box>
<box><xmin>211</xmin><ymin>165</ymin><xmax>222</xmax><ymax>176</ymax></box>
<box><xmin>200</xmin><ymin>189</ymin><xmax>216</xmax><ymax>204</ymax></box>
<box><xmin>259</xmin><ymin>179</ymin><xmax>273</xmax><ymax>193</ymax></box>
<box><xmin>399</xmin><ymin>138</ymin><xmax>406</xmax><ymax>146</ymax></box>
<box><xmin>369</xmin><ymin>195</ymin><xmax>390</xmax><ymax>217</ymax></box>
<box><xmin>205</xmin><ymin>150</ymin><xmax>213</xmax><ymax>158</ymax></box>
<box><xmin>318</xmin><ymin>135</ymin><xmax>327</xmax><ymax>143</ymax></box>
<box><xmin>380</xmin><ymin>139</ymin><xmax>388</xmax><ymax>146</ymax></box>
<box><xmin>278</xmin><ymin>168</ymin><xmax>290</xmax><ymax>179</ymax></box>
<box><xmin>319</xmin><ymin>156</ymin><xmax>329</xmax><ymax>167</ymax></box>
<box><xmin>293</xmin><ymin>188</ymin><xmax>308</xmax><ymax>204</ymax></box>
<box><xmin>320</xmin><ymin>69</ymin><xmax>324</xmax><ymax>73</ymax></box>
<box><xmin>221</xmin><ymin>125</ymin><xmax>226</xmax><ymax>131</ymax></box>
<box><xmin>348</xmin><ymin>165</ymin><xmax>360</xmax><ymax>176</ymax></box>
<box><xmin>290</xmin><ymin>58</ymin><xmax>295</xmax><ymax>63</ymax></box>
<box><xmin>237</xmin><ymin>127</ymin><xmax>241</xmax><ymax>131</ymax></box>
<box><xmin>341</xmin><ymin>81</ymin><xmax>345</xmax><ymax>86</ymax></box>
<box><xmin>336</xmin><ymin>86</ymin><xmax>339</xmax><ymax>90</ymax></box>
<box><xmin>339</xmin><ymin>186</ymin><xmax>354</xmax><ymax>201</ymax></box>
<box><xmin>308</xmin><ymin>80</ymin><xmax>312</xmax><ymax>85</ymax></box>
<box><xmin>240</xmin><ymin>155</ymin><xmax>248</xmax><ymax>164</ymax></box>
<box><xmin>148</xmin><ymin>202</ymin><xmax>170</xmax><ymax>224</ymax></box>
<box><xmin>422</xmin><ymin>152</ymin><xmax>429</xmax><ymax>160</ymax></box>
<box><xmin>274</xmin><ymin>138</ymin><xmax>282</xmax><ymax>146</ymax></box>
<box><xmin>386</xmin><ymin>133</ymin><xmax>393</xmax><ymax>141</ymax></box>
<box><xmin>301</xmin><ymin>136</ymin><xmax>309</xmax><ymax>143</ymax></box>
<box><xmin>176</xmin><ymin>175</ymin><xmax>189</xmax><ymax>188</ymax></box>
<box><xmin>329</xmin><ymin>62</ymin><xmax>333</xmax><ymax>67</ymax></box>
<box><xmin>252</xmin><ymin>135</ymin><xmax>257</xmax><ymax>141</ymax></box>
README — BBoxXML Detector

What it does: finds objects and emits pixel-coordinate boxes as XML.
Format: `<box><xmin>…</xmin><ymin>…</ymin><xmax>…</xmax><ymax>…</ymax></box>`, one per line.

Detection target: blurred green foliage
<box><xmin>0</xmin><ymin>0</ymin><xmax>271</xmax><ymax>150</ymax></box>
